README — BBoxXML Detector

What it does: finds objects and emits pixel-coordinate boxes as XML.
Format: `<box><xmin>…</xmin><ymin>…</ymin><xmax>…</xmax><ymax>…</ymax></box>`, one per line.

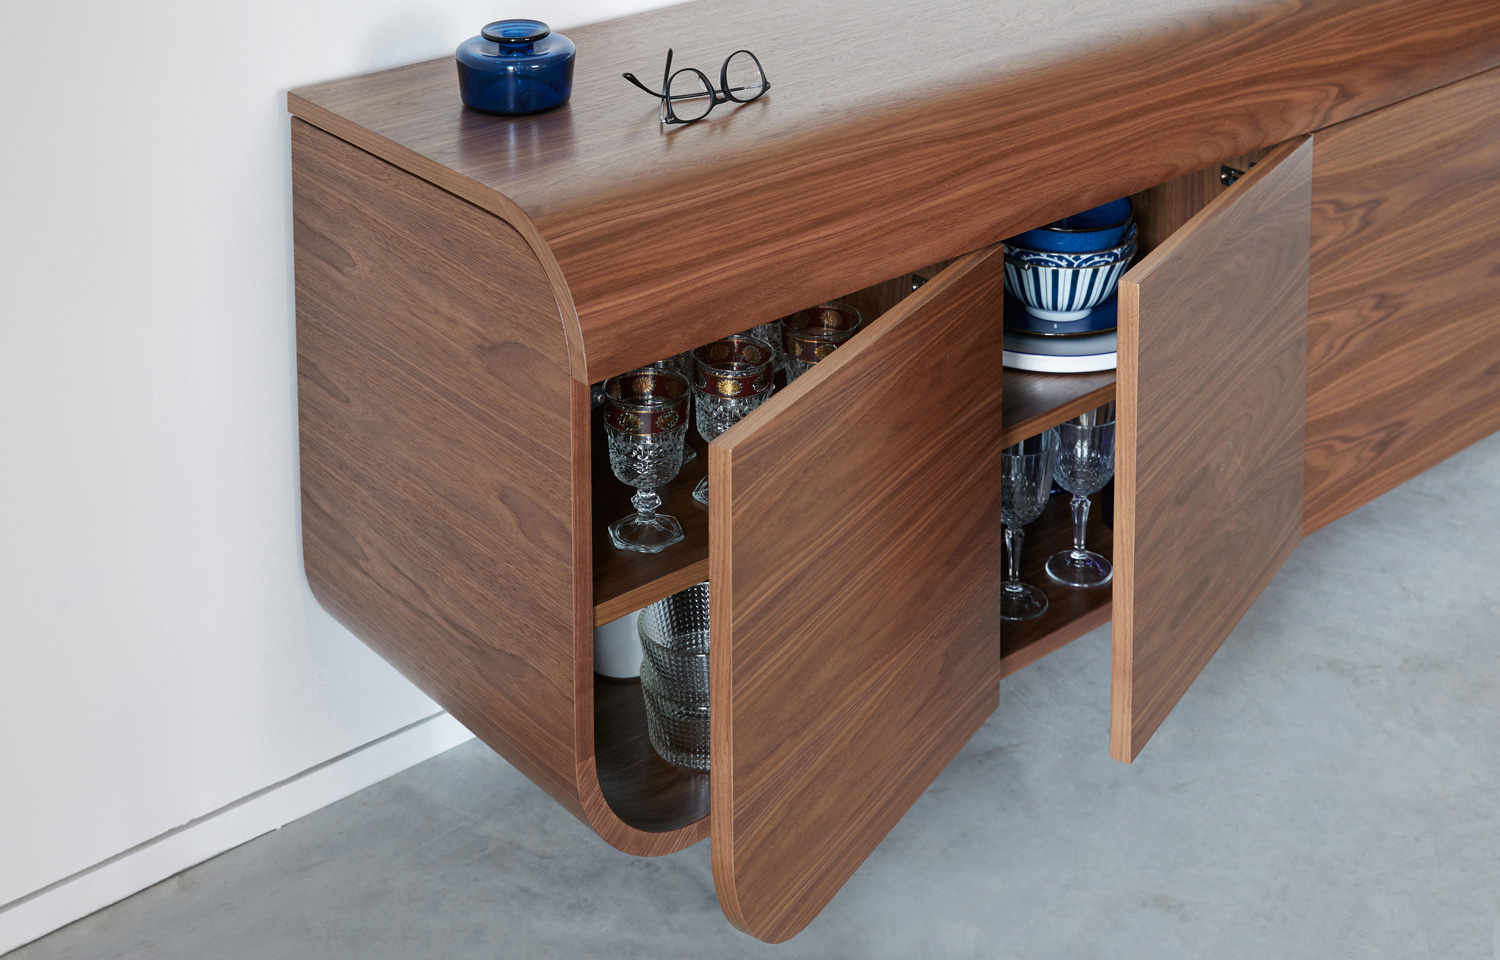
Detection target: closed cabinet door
<box><xmin>707</xmin><ymin>247</ymin><xmax>1008</xmax><ymax>943</ymax></box>
<box><xmin>1305</xmin><ymin>67</ymin><xmax>1500</xmax><ymax>533</ymax></box>
<box><xmin>1112</xmin><ymin>137</ymin><xmax>1313</xmax><ymax>762</ymax></box>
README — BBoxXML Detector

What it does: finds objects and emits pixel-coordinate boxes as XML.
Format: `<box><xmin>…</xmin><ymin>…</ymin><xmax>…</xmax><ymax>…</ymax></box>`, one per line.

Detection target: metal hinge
<box><xmin>1221</xmin><ymin>160</ymin><xmax>1259</xmax><ymax>187</ymax></box>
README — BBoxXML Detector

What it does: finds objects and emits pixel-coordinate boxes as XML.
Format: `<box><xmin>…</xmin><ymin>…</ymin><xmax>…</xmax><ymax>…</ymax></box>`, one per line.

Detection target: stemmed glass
<box><xmin>1000</xmin><ymin>428</ymin><xmax>1060</xmax><ymax>621</ymax></box>
<box><xmin>690</xmin><ymin>335</ymin><xmax>775</xmax><ymax>504</ymax></box>
<box><xmin>644</xmin><ymin>352</ymin><xmax>692</xmax><ymax>380</ymax></box>
<box><xmin>739</xmin><ymin>322</ymin><xmax>785</xmax><ymax>371</ymax></box>
<box><xmin>780</xmin><ymin>302</ymin><xmax>863</xmax><ymax>381</ymax></box>
<box><xmin>643</xmin><ymin>353</ymin><xmax>696</xmax><ymax>463</ymax></box>
<box><xmin>602</xmin><ymin>369</ymin><xmax>691</xmax><ymax>553</ymax></box>
<box><xmin>1046</xmin><ymin>403</ymin><xmax>1116</xmax><ymax>587</ymax></box>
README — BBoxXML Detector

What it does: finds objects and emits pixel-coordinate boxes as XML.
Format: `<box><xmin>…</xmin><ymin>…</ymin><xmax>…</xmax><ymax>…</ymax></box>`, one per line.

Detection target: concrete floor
<box><xmin>15</xmin><ymin>433</ymin><xmax>1500</xmax><ymax>959</ymax></box>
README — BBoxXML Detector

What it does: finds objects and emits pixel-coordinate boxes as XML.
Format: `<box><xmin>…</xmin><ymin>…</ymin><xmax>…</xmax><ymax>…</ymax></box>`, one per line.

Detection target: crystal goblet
<box><xmin>603</xmin><ymin>369</ymin><xmax>691</xmax><ymax>553</ymax></box>
<box><xmin>690</xmin><ymin>335</ymin><xmax>775</xmax><ymax>504</ymax></box>
<box><xmin>1001</xmin><ymin>428</ymin><xmax>1060</xmax><ymax>621</ymax></box>
<box><xmin>643</xmin><ymin>352</ymin><xmax>692</xmax><ymax>380</ymax></box>
<box><xmin>739</xmin><ymin>322</ymin><xmax>785</xmax><ymax>371</ymax></box>
<box><xmin>1046</xmin><ymin>403</ymin><xmax>1116</xmax><ymax>588</ymax></box>
<box><xmin>642</xmin><ymin>353</ymin><xmax>697</xmax><ymax>464</ymax></box>
<box><xmin>780</xmin><ymin>302</ymin><xmax>863</xmax><ymax>381</ymax></box>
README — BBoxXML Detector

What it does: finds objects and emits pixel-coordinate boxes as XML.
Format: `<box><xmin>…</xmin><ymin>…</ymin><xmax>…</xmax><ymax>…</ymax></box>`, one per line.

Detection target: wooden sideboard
<box><xmin>288</xmin><ymin>0</ymin><xmax>1500</xmax><ymax>942</ymax></box>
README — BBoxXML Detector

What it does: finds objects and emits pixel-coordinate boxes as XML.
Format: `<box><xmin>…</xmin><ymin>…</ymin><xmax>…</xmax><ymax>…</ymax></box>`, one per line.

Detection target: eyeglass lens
<box><xmin>665</xmin><ymin>69</ymin><xmax>715</xmax><ymax>123</ymax></box>
<box><xmin>722</xmin><ymin>51</ymin><xmax>766</xmax><ymax>102</ymax></box>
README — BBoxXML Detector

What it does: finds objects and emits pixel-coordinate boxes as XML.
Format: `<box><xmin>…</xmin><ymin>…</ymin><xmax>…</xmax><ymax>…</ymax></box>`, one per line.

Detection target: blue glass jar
<box><xmin>455</xmin><ymin>19</ymin><xmax>575</xmax><ymax>115</ymax></box>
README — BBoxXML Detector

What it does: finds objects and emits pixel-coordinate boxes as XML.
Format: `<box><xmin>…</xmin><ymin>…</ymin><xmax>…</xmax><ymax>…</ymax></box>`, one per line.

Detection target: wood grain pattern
<box><xmin>1130</xmin><ymin>148</ymin><xmax>1274</xmax><ymax>256</ymax></box>
<box><xmin>288</xmin><ymin>0</ymin><xmax>1500</xmax><ymax>381</ymax></box>
<box><xmin>1305</xmin><ymin>68</ymin><xmax>1500</xmax><ymax>533</ymax></box>
<box><xmin>590</xmin><ymin>275</ymin><xmax>1115</xmax><ymax>622</ymax></box>
<box><xmin>292</xmin><ymin>120</ymin><xmax>706</xmax><ymax>853</ymax></box>
<box><xmin>1112</xmin><ymin>138</ymin><xmax>1311</xmax><ymax>763</ymax></box>
<box><xmin>594</xmin><ymin>675</ymin><xmax>710</xmax><ymax>833</ymax></box>
<box><xmin>836</xmin><ymin>274</ymin><xmax>921</xmax><ymax>327</ymax></box>
<box><xmin>709</xmin><ymin>247</ymin><xmax>1007</xmax><ymax>942</ymax></box>
<box><xmin>591</xmin><ymin>271</ymin><xmax>926</xmax><ymax>626</ymax></box>
<box><xmin>1002</xmin><ymin>371</ymin><xmax>1116</xmax><ymax>449</ymax></box>
<box><xmin>1000</xmin><ymin>492</ymin><xmax>1113</xmax><ymax>679</ymax></box>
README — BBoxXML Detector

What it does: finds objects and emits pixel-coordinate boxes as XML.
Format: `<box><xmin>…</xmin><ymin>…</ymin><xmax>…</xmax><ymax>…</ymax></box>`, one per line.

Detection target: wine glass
<box><xmin>691</xmin><ymin>335</ymin><xmax>775</xmax><ymax>504</ymax></box>
<box><xmin>1001</xmin><ymin>428</ymin><xmax>1060</xmax><ymax>621</ymax></box>
<box><xmin>642</xmin><ymin>353</ymin><xmax>697</xmax><ymax>464</ymax></box>
<box><xmin>780</xmin><ymin>302</ymin><xmax>863</xmax><ymax>381</ymax></box>
<box><xmin>602</xmin><ymin>369</ymin><xmax>691</xmax><ymax>553</ymax></box>
<box><xmin>1046</xmin><ymin>403</ymin><xmax>1116</xmax><ymax>587</ymax></box>
<box><xmin>642</xmin><ymin>352</ymin><xmax>692</xmax><ymax>379</ymax></box>
<box><xmin>739</xmin><ymin>322</ymin><xmax>785</xmax><ymax>371</ymax></box>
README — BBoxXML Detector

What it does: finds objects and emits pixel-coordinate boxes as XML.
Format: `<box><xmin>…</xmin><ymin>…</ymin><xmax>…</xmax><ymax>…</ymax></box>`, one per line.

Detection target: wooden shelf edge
<box><xmin>1001</xmin><ymin>372</ymin><xmax>1117</xmax><ymax>449</ymax></box>
<box><xmin>595</xmin><ymin>559</ymin><xmax>709</xmax><ymax>627</ymax></box>
<box><xmin>1001</xmin><ymin>601</ymin><xmax>1111</xmax><ymax>678</ymax></box>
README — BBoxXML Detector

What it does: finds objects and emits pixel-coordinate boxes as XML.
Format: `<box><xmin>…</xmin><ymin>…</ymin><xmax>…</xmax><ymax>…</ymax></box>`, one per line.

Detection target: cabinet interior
<box><xmin>588</xmin><ymin>155</ymin><xmax>1246</xmax><ymax>832</ymax></box>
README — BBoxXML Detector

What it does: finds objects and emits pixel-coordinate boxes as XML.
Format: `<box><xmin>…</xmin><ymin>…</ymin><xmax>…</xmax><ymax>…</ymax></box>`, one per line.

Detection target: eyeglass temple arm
<box><xmin>622</xmin><ymin>47</ymin><xmax>678</xmax><ymax>99</ymax></box>
<box><xmin>623</xmin><ymin>73</ymin><xmax>760</xmax><ymax>102</ymax></box>
<box><xmin>621</xmin><ymin>72</ymin><xmax>666</xmax><ymax>98</ymax></box>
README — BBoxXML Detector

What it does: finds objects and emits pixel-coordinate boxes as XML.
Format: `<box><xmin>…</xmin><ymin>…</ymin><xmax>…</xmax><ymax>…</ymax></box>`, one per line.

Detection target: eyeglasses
<box><xmin>623</xmin><ymin>48</ymin><xmax>770</xmax><ymax>125</ymax></box>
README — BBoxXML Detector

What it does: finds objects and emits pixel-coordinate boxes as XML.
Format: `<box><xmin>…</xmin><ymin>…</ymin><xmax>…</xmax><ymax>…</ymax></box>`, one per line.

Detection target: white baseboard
<box><xmin>0</xmin><ymin>713</ymin><xmax>475</xmax><ymax>956</ymax></box>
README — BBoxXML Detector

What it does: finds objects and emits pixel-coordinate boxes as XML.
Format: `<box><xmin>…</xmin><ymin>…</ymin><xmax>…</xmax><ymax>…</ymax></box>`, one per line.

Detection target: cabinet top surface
<box><xmin>289</xmin><ymin>0</ymin><xmax>1500</xmax><ymax>380</ymax></box>
<box><xmin>293</xmin><ymin>0</ymin><xmax>1230</xmax><ymax>218</ymax></box>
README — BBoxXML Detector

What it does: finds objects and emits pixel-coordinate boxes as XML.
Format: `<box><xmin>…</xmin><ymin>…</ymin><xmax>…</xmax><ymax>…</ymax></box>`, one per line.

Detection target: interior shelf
<box><xmin>593</xmin><ymin>368</ymin><xmax>1117</xmax><ymax>627</ymax></box>
<box><xmin>594</xmin><ymin>675</ymin><xmax>710</xmax><ymax>832</ymax></box>
<box><xmin>1000</xmin><ymin>486</ymin><xmax>1114</xmax><ymax>677</ymax></box>
<box><xmin>1001</xmin><ymin>370</ymin><xmax>1116</xmax><ymax>449</ymax></box>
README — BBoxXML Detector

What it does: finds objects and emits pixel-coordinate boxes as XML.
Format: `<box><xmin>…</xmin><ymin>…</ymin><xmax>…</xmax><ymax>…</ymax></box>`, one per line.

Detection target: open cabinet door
<box><xmin>1112</xmin><ymin>137</ymin><xmax>1312</xmax><ymax>762</ymax></box>
<box><xmin>708</xmin><ymin>247</ymin><xmax>1007</xmax><ymax>942</ymax></box>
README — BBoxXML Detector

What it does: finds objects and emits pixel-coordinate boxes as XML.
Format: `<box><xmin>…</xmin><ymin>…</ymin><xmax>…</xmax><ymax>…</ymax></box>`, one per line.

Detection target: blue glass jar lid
<box><xmin>480</xmin><ymin>19</ymin><xmax>551</xmax><ymax>47</ymax></box>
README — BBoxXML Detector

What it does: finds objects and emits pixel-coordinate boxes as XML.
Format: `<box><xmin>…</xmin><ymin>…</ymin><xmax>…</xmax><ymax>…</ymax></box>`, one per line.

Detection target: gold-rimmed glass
<box><xmin>602</xmin><ymin>369</ymin><xmax>691</xmax><ymax>553</ymax></box>
<box><xmin>690</xmin><ymin>335</ymin><xmax>775</xmax><ymax>504</ymax></box>
<box><xmin>780</xmin><ymin>301</ymin><xmax>863</xmax><ymax>381</ymax></box>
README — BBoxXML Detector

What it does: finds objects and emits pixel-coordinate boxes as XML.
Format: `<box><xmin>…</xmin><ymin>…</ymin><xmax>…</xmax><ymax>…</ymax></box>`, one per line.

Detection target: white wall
<box><xmin>0</xmin><ymin>0</ymin><xmax>671</xmax><ymax>937</ymax></box>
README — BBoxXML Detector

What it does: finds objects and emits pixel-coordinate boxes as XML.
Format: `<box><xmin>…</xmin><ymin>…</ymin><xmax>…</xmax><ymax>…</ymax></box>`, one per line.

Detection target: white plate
<box><xmin>1002</xmin><ymin>329</ymin><xmax>1117</xmax><ymax>373</ymax></box>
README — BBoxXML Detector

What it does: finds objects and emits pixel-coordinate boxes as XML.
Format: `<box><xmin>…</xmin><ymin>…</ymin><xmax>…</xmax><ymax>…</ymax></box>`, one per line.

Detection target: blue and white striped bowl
<box><xmin>1004</xmin><ymin>222</ymin><xmax>1137</xmax><ymax>268</ymax></box>
<box><xmin>1004</xmin><ymin>240</ymin><xmax>1136</xmax><ymax>322</ymax></box>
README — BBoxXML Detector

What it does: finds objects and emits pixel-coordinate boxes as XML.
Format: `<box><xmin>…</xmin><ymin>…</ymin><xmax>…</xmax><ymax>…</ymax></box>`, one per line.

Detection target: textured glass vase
<box><xmin>639</xmin><ymin>582</ymin><xmax>711</xmax><ymax>771</ymax></box>
<box><xmin>639</xmin><ymin>582</ymin><xmax>711</xmax><ymax>700</ymax></box>
<box><xmin>640</xmin><ymin>662</ymin><xmax>711</xmax><ymax>771</ymax></box>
